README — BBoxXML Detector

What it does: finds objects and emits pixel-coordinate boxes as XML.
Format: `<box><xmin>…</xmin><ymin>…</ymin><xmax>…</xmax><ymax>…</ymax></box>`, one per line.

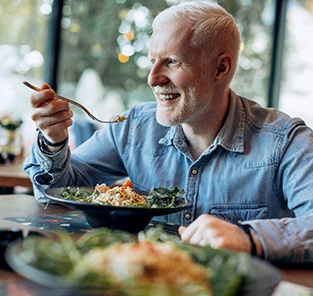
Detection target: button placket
<box><xmin>191</xmin><ymin>169</ymin><xmax>198</xmax><ymax>175</ymax></box>
<box><xmin>183</xmin><ymin>164</ymin><xmax>202</xmax><ymax>225</ymax></box>
<box><xmin>185</xmin><ymin>213</ymin><xmax>191</xmax><ymax>220</ymax></box>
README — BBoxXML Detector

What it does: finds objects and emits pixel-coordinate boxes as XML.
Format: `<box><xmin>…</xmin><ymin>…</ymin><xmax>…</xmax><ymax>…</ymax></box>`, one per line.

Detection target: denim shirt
<box><xmin>24</xmin><ymin>90</ymin><xmax>313</xmax><ymax>264</ymax></box>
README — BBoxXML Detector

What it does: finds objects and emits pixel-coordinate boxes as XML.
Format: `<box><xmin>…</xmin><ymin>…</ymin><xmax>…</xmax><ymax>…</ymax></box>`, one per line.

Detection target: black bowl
<box><xmin>44</xmin><ymin>187</ymin><xmax>191</xmax><ymax>233</ymax></box>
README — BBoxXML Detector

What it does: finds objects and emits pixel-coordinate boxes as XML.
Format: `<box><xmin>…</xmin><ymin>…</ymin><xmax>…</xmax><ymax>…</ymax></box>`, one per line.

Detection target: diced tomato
<box><xmin>122</xmin><ymin>179</ymin><xmax>133</xmax><ymax>189</ymax></box>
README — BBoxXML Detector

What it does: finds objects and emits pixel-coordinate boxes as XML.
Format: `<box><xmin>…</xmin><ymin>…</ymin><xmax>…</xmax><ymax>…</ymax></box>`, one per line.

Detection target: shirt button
<box><xmin>191</xmin><ymin>169</ymin><xmax>198</xmax><ymax>175</ymax></box>
<box><xmin>178</xmin><ymin>140</ymin><xmax>183</xmax><ymax>145</ymax></box>
<box><xmin>185</xmin><ymin>213</ymin><xmax>191</xmax><ymax>220</ymax></box>
<box><xmin>43</xmin><ymin>161</ymin><xmax>49</xmax><ymax>167</ymax></box>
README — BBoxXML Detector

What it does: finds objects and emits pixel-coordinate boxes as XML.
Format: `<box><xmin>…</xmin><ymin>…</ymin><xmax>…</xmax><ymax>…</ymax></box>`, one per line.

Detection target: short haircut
<box><xmin>152</xmin><ymin>1</ymin><xmax>241</xmax><ymax>80</ymax></box>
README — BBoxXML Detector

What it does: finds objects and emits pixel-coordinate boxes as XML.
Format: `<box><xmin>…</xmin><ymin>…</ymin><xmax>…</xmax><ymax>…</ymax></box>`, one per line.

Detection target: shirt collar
<box><xmin>159</xmin><ymin>125</ymin><xmax>180</xmax><ymax>146</ymax></box>
<box><xmin>216</xmin><ymin>89</ymin><xmax>245</xmax><ymax>153</ymax></box>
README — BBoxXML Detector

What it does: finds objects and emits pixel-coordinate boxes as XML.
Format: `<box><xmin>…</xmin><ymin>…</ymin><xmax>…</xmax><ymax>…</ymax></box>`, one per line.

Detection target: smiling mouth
<box><xmin>157</xmin><ymin>93</ymin><xmax>180</xmax><ymax>101</ymax></box>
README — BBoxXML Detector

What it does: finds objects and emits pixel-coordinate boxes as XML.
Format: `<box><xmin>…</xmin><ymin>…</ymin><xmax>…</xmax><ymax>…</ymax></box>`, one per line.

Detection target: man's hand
<box><xmin>30</xmin><ymin>83</ymin><xmax>73</xmax><ymax>146</ymax></box>
<box><xmin>178</xmin><ymin>214</ymin><xmax>263</xmax><ymax>256</ymax></box>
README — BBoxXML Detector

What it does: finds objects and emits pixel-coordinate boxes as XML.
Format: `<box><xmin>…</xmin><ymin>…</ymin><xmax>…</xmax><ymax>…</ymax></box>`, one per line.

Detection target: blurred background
<box><xmin>1</xmin><ymin>0</ymin><xmax>313</xmax><ymax>155</ymax></box>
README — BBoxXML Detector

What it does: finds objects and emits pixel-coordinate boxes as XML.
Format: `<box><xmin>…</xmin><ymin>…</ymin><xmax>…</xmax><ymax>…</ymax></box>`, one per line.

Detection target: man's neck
<box><xmin>182</xmin><ymin>94</ymin><xmax>230</xmax><ymax>160</ymax></box>
<box><xmin>183</xmin><ymin>125</ymin><xmax>216</xmax><ymax>160</ymax></box>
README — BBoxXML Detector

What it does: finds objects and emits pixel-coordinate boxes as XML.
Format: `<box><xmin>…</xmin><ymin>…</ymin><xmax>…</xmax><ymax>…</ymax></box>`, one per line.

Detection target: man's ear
<box><xmin>215</xmin><ymin>53</ymin><xmax>232</xmax><ymax>82</ymax></box>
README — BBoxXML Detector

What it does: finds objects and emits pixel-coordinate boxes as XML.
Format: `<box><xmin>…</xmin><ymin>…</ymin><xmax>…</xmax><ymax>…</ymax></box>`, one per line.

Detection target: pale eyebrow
<box><xmin>148</xmin><ymin>51</ymin><xmax>187</xmax><ymax>65</ymax></box>
<box><xmin>169</xmin><ymin>53</ymin><xmax>183</xmax><ymax>60</ymax></box>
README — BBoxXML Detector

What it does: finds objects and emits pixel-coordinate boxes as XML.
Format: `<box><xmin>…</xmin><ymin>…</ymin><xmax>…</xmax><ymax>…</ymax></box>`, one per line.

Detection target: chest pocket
<box><xmin>209</xmin><ymin>203</ymin><xmax>268</xmax><ymax>223</ymax></box>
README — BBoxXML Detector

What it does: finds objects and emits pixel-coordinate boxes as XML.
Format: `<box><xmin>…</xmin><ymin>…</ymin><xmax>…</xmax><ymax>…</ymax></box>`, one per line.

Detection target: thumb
<box><xmin>178</xmin><ymin>225</ymin><xmax>187</xmax><ymax>237</ymax></box>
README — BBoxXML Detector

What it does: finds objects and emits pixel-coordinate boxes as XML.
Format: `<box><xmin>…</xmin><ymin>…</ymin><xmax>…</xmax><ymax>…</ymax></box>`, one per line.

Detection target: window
<box><xmin>227</xmin><ymin>0</ymin><xmax>276</xmax><ymax>107</ymax></box>
<box><xmin>0</xmin><ymin>0</ymin><xmax>51</xmax><ymax>152</ymax></box>
<box><xmin>279</xmin><ymin>0</ymin><xmax>313</xmax><ymax>128</ymax></box>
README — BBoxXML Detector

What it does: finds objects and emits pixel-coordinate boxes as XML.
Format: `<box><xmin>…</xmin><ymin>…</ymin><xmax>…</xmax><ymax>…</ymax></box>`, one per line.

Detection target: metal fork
<box><xmin>23</xmin><ymin>81</ymin><xmax>127</xmax><ymax>124</ymax></box>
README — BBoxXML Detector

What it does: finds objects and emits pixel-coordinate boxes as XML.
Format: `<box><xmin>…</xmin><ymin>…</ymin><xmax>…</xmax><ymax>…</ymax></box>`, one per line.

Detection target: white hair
<box><xmin>152</xmin><ymin>1</ymin><xmax>241</xmax><ymax>78</ymax></box>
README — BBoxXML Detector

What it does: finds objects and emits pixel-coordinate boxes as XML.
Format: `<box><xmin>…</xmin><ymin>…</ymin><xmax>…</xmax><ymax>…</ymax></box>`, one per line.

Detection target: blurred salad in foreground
<box><xmin>6</xmin><ymin>226</ymin><xmax>253</xmax><ymax>296</ymax></box>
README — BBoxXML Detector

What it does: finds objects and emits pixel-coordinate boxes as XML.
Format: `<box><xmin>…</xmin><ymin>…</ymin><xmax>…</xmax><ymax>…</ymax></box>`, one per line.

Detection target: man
<box><xmin>25</xmin><ymin>1</ymin><xmax>313</xmax><ymax>264</ymax></box>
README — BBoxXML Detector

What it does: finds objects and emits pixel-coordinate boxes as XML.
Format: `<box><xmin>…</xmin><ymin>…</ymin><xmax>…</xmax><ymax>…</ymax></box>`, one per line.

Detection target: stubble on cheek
<box><xmin>156</xmin><ymin>86</ymin><xmax>197</xmax><ymax>127</ymax></box>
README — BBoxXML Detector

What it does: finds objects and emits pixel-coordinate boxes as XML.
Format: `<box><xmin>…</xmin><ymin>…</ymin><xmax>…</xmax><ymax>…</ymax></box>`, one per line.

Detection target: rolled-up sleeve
<box><xmin>247</xmin><ymin>215</ymin><xmax>313</xmax><ymax>263</ymax></box>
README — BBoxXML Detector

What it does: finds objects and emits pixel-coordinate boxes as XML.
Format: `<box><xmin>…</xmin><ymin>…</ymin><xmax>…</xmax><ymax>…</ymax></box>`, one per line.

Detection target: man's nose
<box><xmin>148</xmin><ymin>64</ymin><xmax>169</xmax><ymax>87</ymax></box>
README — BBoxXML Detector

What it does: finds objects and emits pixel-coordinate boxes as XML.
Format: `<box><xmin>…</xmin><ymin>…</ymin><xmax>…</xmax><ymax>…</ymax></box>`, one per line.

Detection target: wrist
<box><xmin>250</xmin><ymin>227</ymin><xmax>264</xmax><ymax>258</ymax></box>
<box><xmin>38</xmin><ymin>130</ymin><xmax>68</xmax><ymax>153</ymax></box>
<box><xmin>237</xmin><ymin>223</ymin><xmax>263</xmax><ymax>258</ymax></box>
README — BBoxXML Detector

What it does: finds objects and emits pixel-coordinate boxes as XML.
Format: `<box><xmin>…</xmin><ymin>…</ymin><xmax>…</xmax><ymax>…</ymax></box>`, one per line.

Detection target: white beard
<box><xmin>156</xmin><ymin>86</ymin><xmax>197</xmax><ymax>127</ymax></box>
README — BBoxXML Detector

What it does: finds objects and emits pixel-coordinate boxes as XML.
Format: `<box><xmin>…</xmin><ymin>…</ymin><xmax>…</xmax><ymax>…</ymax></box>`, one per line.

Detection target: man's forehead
<box><xmin>152</xmin><ymin>20</ymin><xmax>193</xmax><ymax>41</ymax></box>
<box><xmin>149</xmin><ymin>21</ymin><xmax>194</xmax><ymax>57</ymax></box>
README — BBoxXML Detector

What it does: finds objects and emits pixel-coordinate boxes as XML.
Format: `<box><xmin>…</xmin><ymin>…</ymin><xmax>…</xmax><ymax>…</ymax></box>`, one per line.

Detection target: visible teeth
<box><xmin>157</xmin><ymin>93</ymin><xmax>180</xmax><ymax>100</ymax></box>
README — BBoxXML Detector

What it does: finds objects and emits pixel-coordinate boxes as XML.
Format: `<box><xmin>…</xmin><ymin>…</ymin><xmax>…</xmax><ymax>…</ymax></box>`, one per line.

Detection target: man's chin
<box><xmin>156</xmin><ymin>113</ymin><xmax>178</xmax><ymax>127</ymax></box>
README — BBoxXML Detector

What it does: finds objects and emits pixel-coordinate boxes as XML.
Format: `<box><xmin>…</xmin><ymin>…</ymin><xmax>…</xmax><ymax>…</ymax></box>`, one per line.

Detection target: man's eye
<box><xmin>169</xmin><ymin>59</ymin><xmax>177</xmax><ymax>64</ymax></box>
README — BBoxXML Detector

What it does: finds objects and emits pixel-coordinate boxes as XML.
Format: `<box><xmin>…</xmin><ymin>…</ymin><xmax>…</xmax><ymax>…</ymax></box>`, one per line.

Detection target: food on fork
<box><xmin>109</xmin><ymin>114</ymin><xmax>127</xmax><ymax>123</ymax></box>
